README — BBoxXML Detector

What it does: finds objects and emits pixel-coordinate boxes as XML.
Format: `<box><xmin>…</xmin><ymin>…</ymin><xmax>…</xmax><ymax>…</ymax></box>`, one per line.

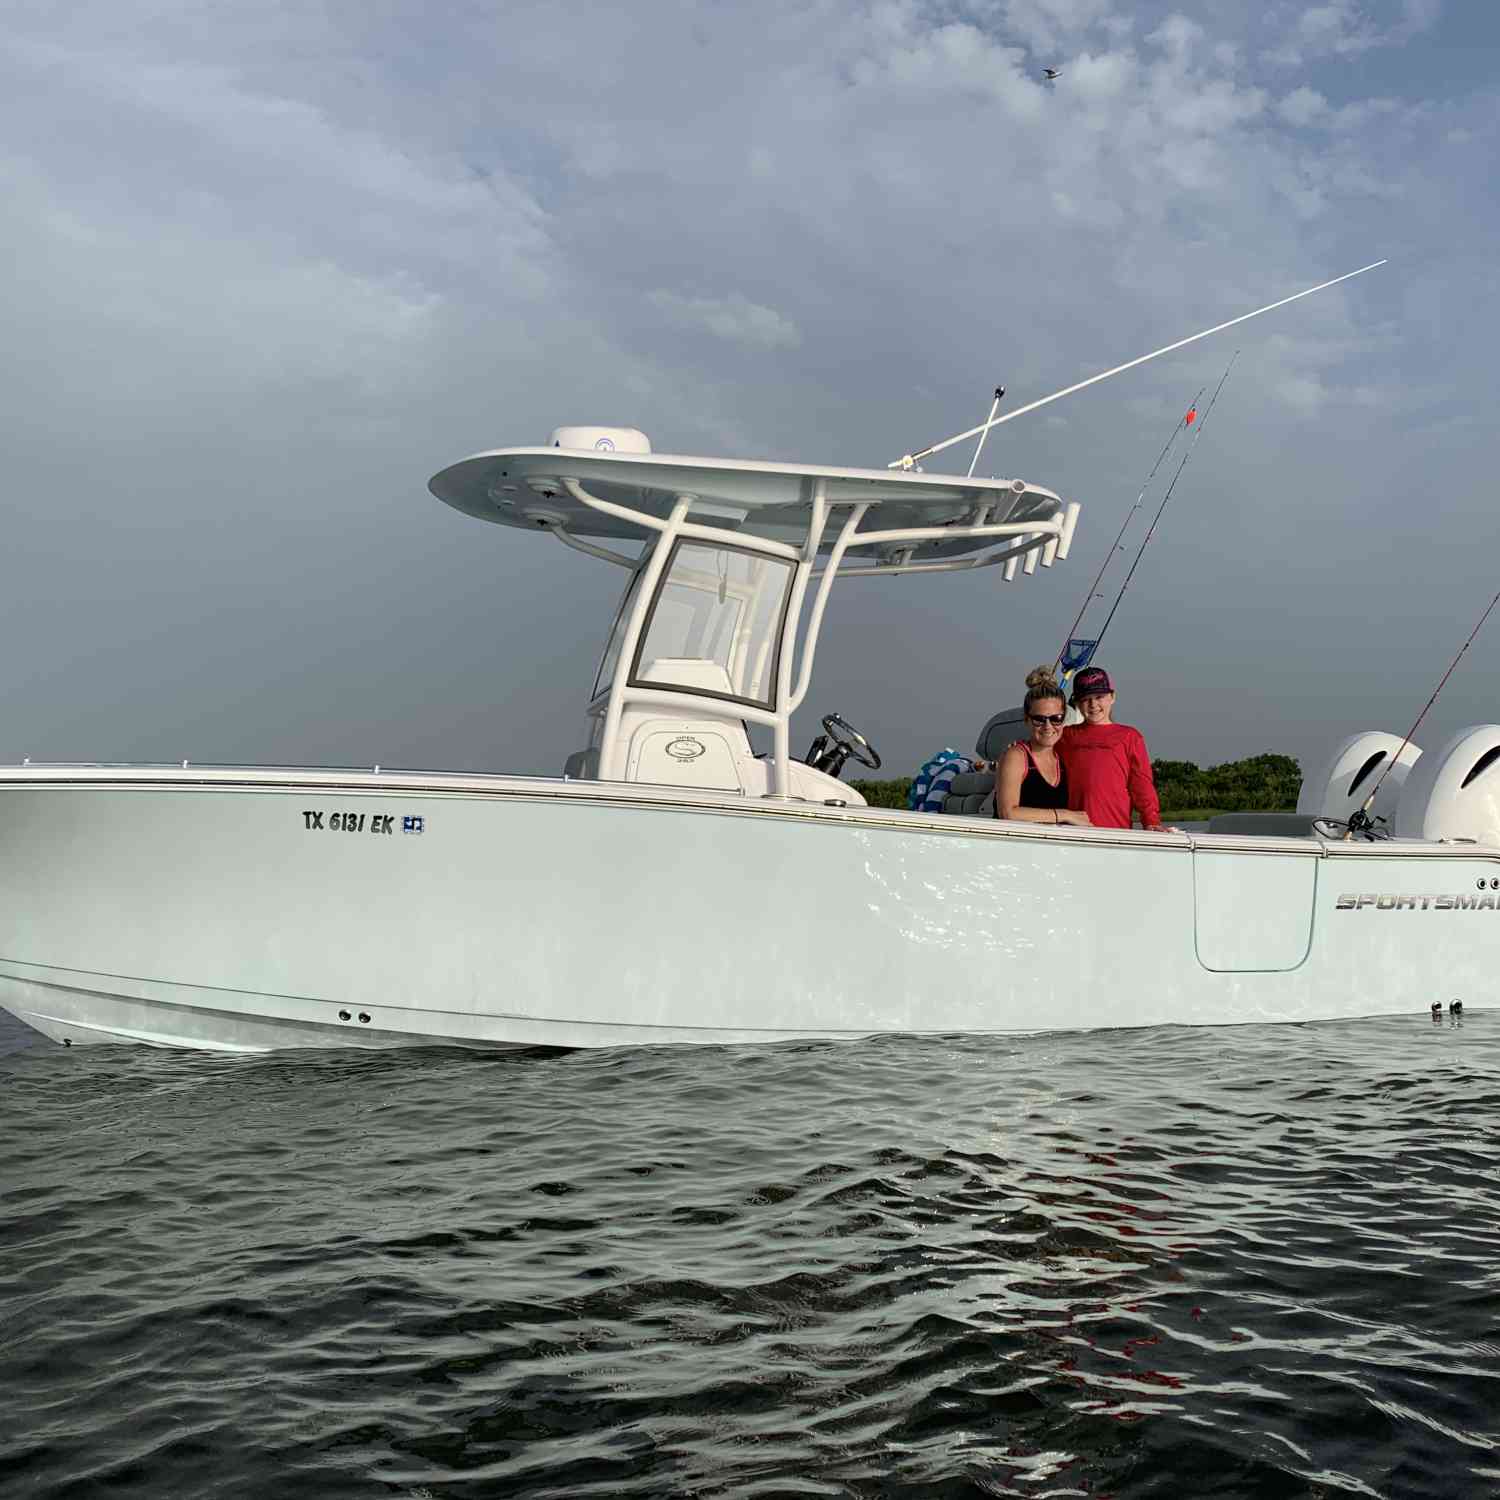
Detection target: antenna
<box><xmin>890</xmin><ymin>259</ymin><xmax>1386</xmax><ymax>470</ymax></box>
<box><xmin>965</xmin><ymin>387</ymin><xmax>1006</xmax><ymax>478</ymax></box>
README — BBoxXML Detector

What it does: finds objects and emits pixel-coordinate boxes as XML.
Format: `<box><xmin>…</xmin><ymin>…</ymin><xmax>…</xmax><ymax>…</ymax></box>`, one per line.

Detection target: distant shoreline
<box><xmin>853</xmin><ymin>751</ymin><xmax>1303</xmax><ymax>816</ymax></box>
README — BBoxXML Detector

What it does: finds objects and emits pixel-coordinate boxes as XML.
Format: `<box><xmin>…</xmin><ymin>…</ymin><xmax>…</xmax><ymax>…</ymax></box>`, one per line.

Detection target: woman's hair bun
<box><xmin>1024</xmin><ymin>665</ymin><xmax>1059</xmax><ymax>693</ymax></box>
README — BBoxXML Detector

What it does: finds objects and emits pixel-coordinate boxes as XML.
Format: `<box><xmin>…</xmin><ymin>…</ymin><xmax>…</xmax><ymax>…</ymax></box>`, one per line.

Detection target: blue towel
<box><xmin>908</xmin><ymin>748</ymin><xmax>975</xmax><ymax>813</ymax></box>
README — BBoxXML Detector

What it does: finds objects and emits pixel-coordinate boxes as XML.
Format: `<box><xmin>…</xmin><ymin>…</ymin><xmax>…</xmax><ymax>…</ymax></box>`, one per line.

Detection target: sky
<box><xmin>3</xmin><ymin>0</ymin><xmax>1498</xmax><ymax>781</ymax></box>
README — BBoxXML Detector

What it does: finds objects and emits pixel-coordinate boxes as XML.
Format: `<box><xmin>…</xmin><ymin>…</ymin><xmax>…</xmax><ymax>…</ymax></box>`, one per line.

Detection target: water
<box><xmin>2</xmin><ymin>1007</ymin><xmax>1497</xmax><ymax>1498</ymax></box>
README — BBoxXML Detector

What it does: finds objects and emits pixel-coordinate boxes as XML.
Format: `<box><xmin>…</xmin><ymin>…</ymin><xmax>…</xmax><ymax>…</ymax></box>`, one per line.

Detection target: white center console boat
<box><xmin>2</xmin><ymin>425</ymin><xmax>1497</xmax><ymax>1051</ymax></box>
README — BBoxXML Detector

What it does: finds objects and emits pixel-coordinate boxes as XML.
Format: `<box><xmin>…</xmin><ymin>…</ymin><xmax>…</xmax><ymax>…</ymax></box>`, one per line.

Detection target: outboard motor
<box><xmin>1297</xmin><ymin>731</ymin><xmax>1421</xmax><ymax>827</ymax></box>
<box><xmin>1395</xmin><ymin>725</ymin><xmax>1500</xmax><ymax>844</ymax></box>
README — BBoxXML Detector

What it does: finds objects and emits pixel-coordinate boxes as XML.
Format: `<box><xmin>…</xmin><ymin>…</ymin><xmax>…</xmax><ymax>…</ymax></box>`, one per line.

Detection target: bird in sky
<box><xmin>1043</xmin><ymin>67</ymin><xmax>1061</xmax><ymax>80</ymax></box>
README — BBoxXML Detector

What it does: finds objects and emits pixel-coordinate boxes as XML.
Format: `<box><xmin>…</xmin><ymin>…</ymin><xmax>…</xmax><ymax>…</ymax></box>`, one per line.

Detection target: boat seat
<box><xmin>939</xmin><ymin>707</ymin><xmax>1028</xmax><ymax>815</ymax></box>
<box><xmin>638</xmin><ymin>658</ymin><xmax>736</xmax><ymax>695</ymax></box>
<box><xmin>943</xmin><ymin>770</ymin><xmax>995</xmax><ymax>816</ymax></box>
<box><xmin>1206</xmin><ymin>812</ymin><xmax>1319</xmax><ymax>837</ymax></box>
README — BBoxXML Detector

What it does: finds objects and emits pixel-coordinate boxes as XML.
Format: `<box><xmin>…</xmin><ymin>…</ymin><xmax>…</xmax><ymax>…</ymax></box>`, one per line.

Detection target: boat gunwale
<box><xmin>0</xmin><ymin>764</ymin><xmax>1495</xmax><ymax>860</ymax></box>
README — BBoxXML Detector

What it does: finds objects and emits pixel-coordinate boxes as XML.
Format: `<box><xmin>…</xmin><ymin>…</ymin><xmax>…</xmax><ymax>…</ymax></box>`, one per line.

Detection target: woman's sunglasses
<box><xmin>1027</xmin><ymin>712</ymin><xmax>1066</xmax><ymax>726</ymax></box>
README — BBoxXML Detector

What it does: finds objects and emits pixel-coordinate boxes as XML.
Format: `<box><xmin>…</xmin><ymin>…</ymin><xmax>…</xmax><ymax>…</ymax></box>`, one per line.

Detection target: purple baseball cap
<box><xmin>1071</xmin><ymin>666</ymin><xmax>1114</xmax><ymax>701</ymax></box>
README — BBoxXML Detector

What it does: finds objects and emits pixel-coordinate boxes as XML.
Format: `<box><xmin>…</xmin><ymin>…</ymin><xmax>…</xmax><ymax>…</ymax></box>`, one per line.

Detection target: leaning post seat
<box><xmin>941</xmin><ymin>706</ymin><xmax>1029</xmax><ymax>815</ymax></box>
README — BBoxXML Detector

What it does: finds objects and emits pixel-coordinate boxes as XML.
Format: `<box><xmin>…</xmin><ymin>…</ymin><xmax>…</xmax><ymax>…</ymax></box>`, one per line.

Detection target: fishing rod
<box><xmin>1346</xmin><ymin>584</ymin><xmax>1500</xmax><ymax>837</ymax></box>
<box><xmin>889</xmin><ymin>259</ymin><xmax>1386</xmax><ymax>470</ymax></box>
<box><xmin>1052</xmin><ymin>384</ymin><xmax>1204</xmax><ymax>674</ymax></box>
<box><xmin>1086</xmin><ymin>351</ymin><xmax>1238</xmax><ymax>652</ymax></box>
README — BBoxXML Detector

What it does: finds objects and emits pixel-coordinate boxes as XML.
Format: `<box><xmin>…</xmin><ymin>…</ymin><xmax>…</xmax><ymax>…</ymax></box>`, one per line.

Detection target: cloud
<box><xmin>1265</xmin><ymin>0</ymin><xmax>1444</xmax><ymax>67</ymax></box>
<box><xmin>0</xmin><ymin>0</ymin><xmax>1493</xmax><ymax>776</ymax></box>
<box><xmin>1002</xmin><ymin>0</ymin><xmax>1123</xmax><ymax>55</ymax></box>
<box><xmin>1277</xmin><ymin>86</ymin><xmax>1329</xmax><ymax>127</ymax></box>
<box><xmin>649</xmin><ymin>291</ymin><xmax>803</xmax><ymax>351</ymax></box>
<box><xmin>1148</xmin><ymin>12</ymin><xmax>1206</xmax><ymax>62</ymax></box>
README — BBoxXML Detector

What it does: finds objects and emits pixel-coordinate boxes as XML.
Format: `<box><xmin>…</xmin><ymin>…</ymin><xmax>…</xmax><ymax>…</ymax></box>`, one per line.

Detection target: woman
<box><xmin>1058</xmin><ymin>666</ymin><xmax>1170</xmax><ymax>831</ymax></box>
<box><xmin>995</xmin><ymin>668</ymin><xmax>1093</xmax><ymax>826</ymax></box>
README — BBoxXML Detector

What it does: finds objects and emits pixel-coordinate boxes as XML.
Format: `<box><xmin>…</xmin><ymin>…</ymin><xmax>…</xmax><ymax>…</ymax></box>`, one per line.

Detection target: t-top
<box><xmin>1060</xmin><ymin>722</ymin><xmax>1161</xmax><ymax>829</ymax></box>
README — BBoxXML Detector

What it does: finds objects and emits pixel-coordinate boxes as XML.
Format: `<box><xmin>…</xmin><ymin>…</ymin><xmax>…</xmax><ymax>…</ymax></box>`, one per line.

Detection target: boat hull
<box><xmin>1</xmin><ymin>768</ymin><xmax>1495</xmax><ymax>1050</ymax></box>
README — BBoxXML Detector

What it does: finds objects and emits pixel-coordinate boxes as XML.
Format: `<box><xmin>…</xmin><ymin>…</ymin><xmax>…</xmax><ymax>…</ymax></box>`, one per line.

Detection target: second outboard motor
<box><xmin>1297</xmin><ymin>731</ymin><xmax>1421</xmax><ymax>826</ymax></box>
<box><xmin>1395</xmin><ymin>725</ymin><xmax>1500</xmax><ymax>844</ymax></box>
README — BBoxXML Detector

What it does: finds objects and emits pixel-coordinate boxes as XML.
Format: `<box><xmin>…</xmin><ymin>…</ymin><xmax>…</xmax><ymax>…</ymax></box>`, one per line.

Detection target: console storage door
<box><xmin>1193</xmin><ymin>848</ymin><xmax>1317</xmax><ymax>972</ymax></box>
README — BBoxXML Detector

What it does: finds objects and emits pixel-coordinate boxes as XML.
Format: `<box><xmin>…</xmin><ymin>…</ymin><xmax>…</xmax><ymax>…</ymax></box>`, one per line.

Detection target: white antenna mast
<box><xmin>890</xmin><ymin>259</ymin><xmax>1387</xmax><ymax>470</ymax></box>
<box><xmin>965</xmin><ymin>386</ymin><xmax>1005</xmax><ymax>477</ymax></box>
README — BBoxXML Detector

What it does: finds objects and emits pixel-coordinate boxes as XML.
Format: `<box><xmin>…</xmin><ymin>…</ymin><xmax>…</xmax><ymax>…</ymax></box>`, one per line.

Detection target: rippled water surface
<box><xmin>3</xmin><ymin>1008</ymin><xmax>1498</xmax><ymax>1498</ymax></box>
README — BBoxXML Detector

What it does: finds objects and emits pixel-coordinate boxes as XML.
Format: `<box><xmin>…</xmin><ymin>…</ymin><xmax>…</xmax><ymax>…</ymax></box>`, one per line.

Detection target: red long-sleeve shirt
<box><xmin>1060</xmin><ymin>722</ymin><xmax>1162</xmax><ymax>829</ymax></box>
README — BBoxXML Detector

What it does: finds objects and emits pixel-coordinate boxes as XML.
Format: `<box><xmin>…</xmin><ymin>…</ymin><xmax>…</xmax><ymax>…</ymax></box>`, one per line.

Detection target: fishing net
<box><xmin>1060</xmin><ymin>638</ymin><xmax>1099</xmax><ymax>675</ymax></box>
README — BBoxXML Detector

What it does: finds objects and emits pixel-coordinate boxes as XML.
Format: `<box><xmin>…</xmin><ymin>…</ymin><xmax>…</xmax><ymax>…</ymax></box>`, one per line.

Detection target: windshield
<box><xmin>593</xmin><ymin>567</ymin><xmax>646</xmax><ymax>699</ymax></box>
<box><xmin>627</xmin><ymin>540</ymin><xmax>793</xmax><ymax>708</ymax></box>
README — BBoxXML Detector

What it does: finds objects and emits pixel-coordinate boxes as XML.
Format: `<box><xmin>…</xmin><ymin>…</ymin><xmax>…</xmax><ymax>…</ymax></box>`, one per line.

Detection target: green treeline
<box><xmin>852</xmin><ymin>752</ymin><xmax>1302</xmax><ymax>814</ymax></box>
<box><xmin>1151</xmin><ymin>753</ymin><xmax>1301</xmax><ymax>814</ymax></box>
<box><xmin>849</xmin><ymin>778</ymin><xmax>922</xmax><ymax>809</ymax></box>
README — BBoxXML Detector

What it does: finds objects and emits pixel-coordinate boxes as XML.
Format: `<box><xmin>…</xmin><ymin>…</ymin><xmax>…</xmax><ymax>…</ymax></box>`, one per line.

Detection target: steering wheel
<box><xmin>822</xmin><ymin>713</ymin><xmax>882</xmax><ymax>770</ymax></box>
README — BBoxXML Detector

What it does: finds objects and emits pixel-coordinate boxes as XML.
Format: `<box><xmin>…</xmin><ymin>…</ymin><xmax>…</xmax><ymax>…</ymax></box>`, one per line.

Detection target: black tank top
<box><xmin>1014</xmin><ymin>743</ymin><xmax>1068</xmax><ymax>811</ymax></box>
